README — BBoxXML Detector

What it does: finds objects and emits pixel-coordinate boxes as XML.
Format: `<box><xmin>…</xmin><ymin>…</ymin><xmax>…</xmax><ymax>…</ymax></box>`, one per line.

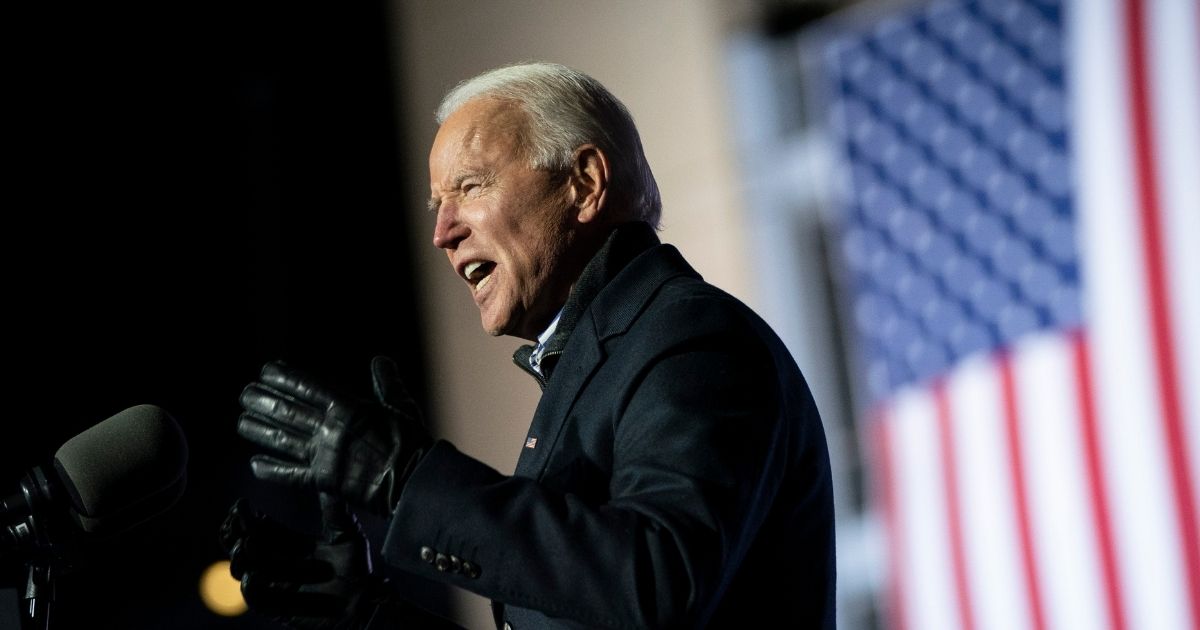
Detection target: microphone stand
<box><xmin>8</xmin><ymin>511</ymin><xmax>56</xmax><ymax>630</ymax></box>
<box><xmin>4</xmin><ymin>469</ymin><xmax>67</xmax><ymax>630</ymax></box>
<box><xmin>23</xmin><ymin>560</ymin><xmax>51</xmax><ymax>630</ymax></box>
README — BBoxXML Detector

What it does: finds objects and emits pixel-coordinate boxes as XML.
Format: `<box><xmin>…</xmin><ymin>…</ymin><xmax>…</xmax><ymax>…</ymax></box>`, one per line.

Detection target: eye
<box><xmin>462</xmin><ymin>181</ymin><xmax>481</xmax><ymax>196</ymax></box>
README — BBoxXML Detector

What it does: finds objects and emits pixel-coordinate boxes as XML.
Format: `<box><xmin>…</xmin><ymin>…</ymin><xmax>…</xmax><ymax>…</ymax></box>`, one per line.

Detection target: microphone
<box><xmin>2</xmin><ymin>404</ymin><xmax>188</xmax><ymax>556</ymax></box>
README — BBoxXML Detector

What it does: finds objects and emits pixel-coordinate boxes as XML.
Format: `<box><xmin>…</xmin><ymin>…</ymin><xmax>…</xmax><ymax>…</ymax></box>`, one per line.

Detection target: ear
<box><xmin>568</xmin><ymin>145</ymin><xmax>610</xmax><ymax>224</ymax></box>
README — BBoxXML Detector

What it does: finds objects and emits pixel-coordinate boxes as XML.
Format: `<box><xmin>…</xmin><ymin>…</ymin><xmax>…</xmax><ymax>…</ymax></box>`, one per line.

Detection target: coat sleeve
<box><xmin>380</xmin><ymin>298</ymin><xmax>788</xmax><ymax>629</ymax></box>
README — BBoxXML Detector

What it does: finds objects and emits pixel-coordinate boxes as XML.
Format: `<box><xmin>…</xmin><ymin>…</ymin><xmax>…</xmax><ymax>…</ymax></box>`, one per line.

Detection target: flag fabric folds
<box><xmin>812</xmin><ymin>0</ymin><xmax>1199</xmax><ymax>628</ymax></box>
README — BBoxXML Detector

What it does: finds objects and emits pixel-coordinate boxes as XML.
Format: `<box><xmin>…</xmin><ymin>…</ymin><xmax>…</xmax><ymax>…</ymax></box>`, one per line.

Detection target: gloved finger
<box><xmin>227</xmin><ymin>539</ymin><xmax>264</xmax><ymax>580</ymax></box>
<box><xmin>229</xmin><ymin>501</ymin><xmax>316</xmax><ymax>548</ymax></box>
<box><xmin>240</xmin><ymin>383</ymin><xmax>324</xmax><ymax>435</ymax></box>
<box><xmin>249</xmin><ymin>454</ymin><xmax>314</xmax><ymax>488</ymax></box>
<box><xmin>370</xmin><ymin>356</ymin><xmax>421</xmax><ymax>417</ymax></box>
<box><xmin>259</xmin><ymin>361</ymin><xmax>338</xmax><ymax>410</ymax></box>
<box><xmin>241</xmin><ymin>573</ymin><xmax>346</xmax><ymax>618</ymax></box>
<box><xmin>238</xmin><ymin>413</ymin><xmax>310</xmax><ymax>460</ymax></box>
<box><xmin>317</xmin><ymin>493</ymin><xmax>359</xmax><ymax>544</ymax></box>
<box><xmin>218</xmin><ymin>498</ymin><xmax>253</xmax><ymax>554</ymax></box>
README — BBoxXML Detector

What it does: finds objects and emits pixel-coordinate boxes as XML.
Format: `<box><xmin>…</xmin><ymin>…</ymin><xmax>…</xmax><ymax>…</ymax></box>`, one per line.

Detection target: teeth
<box><xmin>464</xmin><ymin>261</ymin><xmax>494</xmax><ymax>291</ymax></box>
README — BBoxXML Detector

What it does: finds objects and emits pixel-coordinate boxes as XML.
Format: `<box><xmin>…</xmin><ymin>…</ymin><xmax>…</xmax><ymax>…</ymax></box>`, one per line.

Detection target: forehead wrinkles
<box><xmin>429</xmin><ymin>99</ymin><xmax>537</xmax><ymax>202</ymax></box>
<box><xmin>471</xmin><ymin>98</ymin><xmax>534</xmax><ymax>163</ymax></box>
<box><xmin>430</xmin><ymin>122</ymin><xmax>484</xmax><ymax>193</ymax></box>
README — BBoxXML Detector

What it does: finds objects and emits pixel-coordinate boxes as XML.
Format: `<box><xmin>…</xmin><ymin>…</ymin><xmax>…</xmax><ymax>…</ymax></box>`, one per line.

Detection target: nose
<box><xmin>432</xmin><ymin>201</ymin><xmax>468</xmax><ymax>250</ymax></box>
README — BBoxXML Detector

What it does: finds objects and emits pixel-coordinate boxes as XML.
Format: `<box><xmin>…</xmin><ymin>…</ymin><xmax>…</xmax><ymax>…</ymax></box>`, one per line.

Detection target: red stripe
<box><xmin>999</xmin><ymin>353</ymin><xmax>1047</xmax><ymax>630</ymax></box>
<box><xmin>1123</xmin><ymin>0</ymin><xmax>1200</xmax><ymax>624</ymax></box>
<box><xmin>873</xmin><ymin>411</ymin><xmax>908</xmax><ymax>630</ymax></box>
<box><xmin>1072</xmin><ymin>332</ymin><xmax>1128</xmax><ymax>630</ymax></box>
<box><xmin>934</xmin><ymin>381</ymin><xmax>975</xmax><ymax>630</ymax></box>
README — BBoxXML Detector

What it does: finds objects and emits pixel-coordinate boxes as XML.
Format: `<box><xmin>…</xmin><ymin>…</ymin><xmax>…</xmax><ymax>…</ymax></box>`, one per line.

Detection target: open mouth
<box><xmin>464</xmin><ymin>261</ymin><xmax>496</xmax><ymax>293</ymax></box>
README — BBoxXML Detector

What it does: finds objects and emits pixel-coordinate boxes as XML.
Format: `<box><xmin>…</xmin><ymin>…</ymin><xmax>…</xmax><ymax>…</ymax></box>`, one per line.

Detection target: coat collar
<box><xmin>513</xmin><ymin>221</ymin><xmax>661</xmax><ymax>386</ymax></box>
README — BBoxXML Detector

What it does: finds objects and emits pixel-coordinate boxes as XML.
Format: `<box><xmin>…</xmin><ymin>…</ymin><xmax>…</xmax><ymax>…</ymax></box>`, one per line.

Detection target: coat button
<box><xmin>461</xmin><ymin>560</ymin><xmax>481</xmax><ymax>579</ymax></box>
<box><xmin>449</xmin><ymin>555</ymin><xmax>462</xmax><ymax>573</ymax></box>
<box><xmin>503</xmin><ymin>623</ymin><xmax>513</xmax><ymax>630</ymax></box>
<box><xmin>420</xmin><ymin>546</ymin><xmax>435</xmax><ymax>563</ymax></box>
<box><xmin>435</xmin><ymin>553</ymin><xmax>451</xmax><ymax>572</ymax></box>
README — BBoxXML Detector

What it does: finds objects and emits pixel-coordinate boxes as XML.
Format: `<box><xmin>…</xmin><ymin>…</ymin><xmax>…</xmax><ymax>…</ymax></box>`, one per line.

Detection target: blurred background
<box><xmin>2</xmin><ymin>0</ymin><xmax>1195</xmax><ymax>628</ymax></box>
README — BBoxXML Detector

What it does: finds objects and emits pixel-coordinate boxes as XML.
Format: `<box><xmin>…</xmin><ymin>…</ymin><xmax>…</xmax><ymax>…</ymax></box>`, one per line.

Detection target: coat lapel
<box><xmin>512</xmin><ymin>244</ymin><xmax>699</xmax><ymax>480</ymax></box>
<box><xmin>513</xmin><ymin>312</ymin><xmax>604</xmax><ymax>479</ymax></box>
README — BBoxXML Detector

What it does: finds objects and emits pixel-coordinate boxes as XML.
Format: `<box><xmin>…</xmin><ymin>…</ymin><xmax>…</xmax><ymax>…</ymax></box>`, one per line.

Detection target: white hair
<box><xmin>436</xmin><ymin>62</ymin><xmax>662</xmax><ymax>228</ymax></box>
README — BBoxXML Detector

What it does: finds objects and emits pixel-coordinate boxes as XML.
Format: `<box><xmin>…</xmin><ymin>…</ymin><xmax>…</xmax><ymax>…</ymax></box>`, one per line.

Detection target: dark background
<box><xmin>3</xmin><ymin>1</ymin><xmax>436</xmax><ymax>627</ymax></box>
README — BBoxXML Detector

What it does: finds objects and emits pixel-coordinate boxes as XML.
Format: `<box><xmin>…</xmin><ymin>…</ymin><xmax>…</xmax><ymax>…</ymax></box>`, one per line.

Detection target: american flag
<box><xmin>812</xmin><ymin>0</ymin><xmax>1199</xmax><ymax>628</ymax></box>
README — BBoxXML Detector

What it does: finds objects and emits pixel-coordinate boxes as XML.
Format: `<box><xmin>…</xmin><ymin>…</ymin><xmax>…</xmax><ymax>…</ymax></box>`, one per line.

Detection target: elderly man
<box><xmin>224</xmin><ymin>62</ymin><xmax>835</xmax><ymax>629</ymax></box>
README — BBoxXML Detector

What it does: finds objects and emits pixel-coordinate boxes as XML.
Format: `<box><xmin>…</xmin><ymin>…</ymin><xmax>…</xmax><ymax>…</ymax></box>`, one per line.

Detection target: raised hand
<box><xmin>237</xmin><ymin>356</ymin><xmax>431</xmax><ymax>516</ymax></box>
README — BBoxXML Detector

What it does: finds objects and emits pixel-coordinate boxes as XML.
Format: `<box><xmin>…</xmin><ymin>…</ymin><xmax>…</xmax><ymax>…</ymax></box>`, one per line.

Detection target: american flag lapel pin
<box><xmin>524</xmin><ymin>436</ymin><xmax>538</xmax><ymax>449</ymax></box>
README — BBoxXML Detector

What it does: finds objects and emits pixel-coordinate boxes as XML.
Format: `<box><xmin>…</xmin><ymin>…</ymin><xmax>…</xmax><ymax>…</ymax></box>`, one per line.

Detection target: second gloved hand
<box><xmin>220</xmin><ymin>495</ymin><xmax>381</xmax><ymax>630</ymax></box>
<box><xmin>238</xmin><ymin>356</ymin><xmax>432</xmax><ymax>516</ymax></box>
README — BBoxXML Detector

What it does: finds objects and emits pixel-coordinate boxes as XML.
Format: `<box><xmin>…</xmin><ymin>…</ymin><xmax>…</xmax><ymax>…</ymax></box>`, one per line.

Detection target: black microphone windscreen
<box><xmin>52</xmin><ymin>405</ymin><xmax>188</xmax><ymax>534</ymax></box>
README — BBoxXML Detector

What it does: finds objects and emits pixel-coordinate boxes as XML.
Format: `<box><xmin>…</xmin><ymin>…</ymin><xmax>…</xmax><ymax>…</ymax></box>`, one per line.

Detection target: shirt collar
<box><xmin>529</xmin><ymin>308</ymin><xmax>564</xmax><ymax>375</ymax></box>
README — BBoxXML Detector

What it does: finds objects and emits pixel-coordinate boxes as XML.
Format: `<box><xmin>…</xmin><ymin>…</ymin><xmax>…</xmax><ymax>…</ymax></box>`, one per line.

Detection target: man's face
<box><xmin>429</xmin><ymin>98</ymin><xmax>579</xmax><ymax>341</ymax></box>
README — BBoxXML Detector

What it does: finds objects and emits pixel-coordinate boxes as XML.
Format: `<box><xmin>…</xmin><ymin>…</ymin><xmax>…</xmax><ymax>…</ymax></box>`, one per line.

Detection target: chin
<box><xmin>479</xmin><ymin>310</ymin><xmax>514</xmax><ymax>338</ymax></box>
<box><xmin>483</xmin><ymin>317</ymin><xmax>537</xmax><ymax>341</ymax></box>
<box><xmin>480</xmin><ymin>318</ymin><xmax>506</xmax><ymax>337</ymax></box>
<box><xmin>480</xmin><ymin>300</ymin><xmax>535</xmax><ymax>339</ymax></box>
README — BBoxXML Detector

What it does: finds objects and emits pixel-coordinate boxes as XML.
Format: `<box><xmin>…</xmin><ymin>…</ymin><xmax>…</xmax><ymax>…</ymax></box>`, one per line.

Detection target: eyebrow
<box><xmin>428</xmin><ymin>170</ymin><xmax>492</xmax><ymax>213</ymax></box>
<box><xmin>426</xmin><ymin>174</ymin><xmax>463</xmax><ymax>213</ymax></box>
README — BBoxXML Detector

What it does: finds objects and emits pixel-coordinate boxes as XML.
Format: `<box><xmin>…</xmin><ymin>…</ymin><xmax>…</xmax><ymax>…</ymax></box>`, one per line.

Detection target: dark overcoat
<box><xmin>382</xmin><ymin>228</ymin><xmax>836</xmax><ymax>629</ymax></box>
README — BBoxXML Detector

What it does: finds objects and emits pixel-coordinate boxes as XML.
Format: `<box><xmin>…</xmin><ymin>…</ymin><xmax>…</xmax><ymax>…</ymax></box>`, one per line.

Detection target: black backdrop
<box><xmin>3</xmin><ymin>1</ymin><xmax>437</xmax><ymax>627</ymax></box>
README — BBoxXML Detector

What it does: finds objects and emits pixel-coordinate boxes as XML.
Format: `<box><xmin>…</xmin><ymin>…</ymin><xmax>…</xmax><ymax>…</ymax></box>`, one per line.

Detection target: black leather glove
<box><xmin>237</xmin><ymin>356</ymin><xmax>432</xmax><ymax>516</ymax></box>
<box><xmin>219</xmin><ymin>495</ymin><xmax>382</xmax><ymax>630</ymax></box>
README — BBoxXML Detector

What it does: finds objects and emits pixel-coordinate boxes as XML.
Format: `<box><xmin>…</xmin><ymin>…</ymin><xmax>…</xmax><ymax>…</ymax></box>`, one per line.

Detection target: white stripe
<box><xmin>890</xmin><ymin>387</ymin><xmax>958</xmax><ymax>630</ymax></box>
<box><xmin>1071</xmin><ymin>0</ymin><xmax>1192</xmax><ymax>628</ymax></box>
<box><xmin>1010</xmin><ymin>334</ymin><xmax>1108</xmax><ymax>630</ymax></box>
<box><xmin>946</xmin><ymin>356</ymin><xmax>1029</xmax><ymax>630</ymax></box>
<box><xmin>1150</xmin><ymin>0</ymin><xmax>1200</xmax><ymax>515</ymax></box>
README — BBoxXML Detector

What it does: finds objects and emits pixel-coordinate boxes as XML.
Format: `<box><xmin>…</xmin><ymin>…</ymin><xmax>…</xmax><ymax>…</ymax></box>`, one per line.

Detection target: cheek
<box><xmin>520</xmin><ymin>229</ymin><xmax>562</xmax><ymax>272</ymax></box>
